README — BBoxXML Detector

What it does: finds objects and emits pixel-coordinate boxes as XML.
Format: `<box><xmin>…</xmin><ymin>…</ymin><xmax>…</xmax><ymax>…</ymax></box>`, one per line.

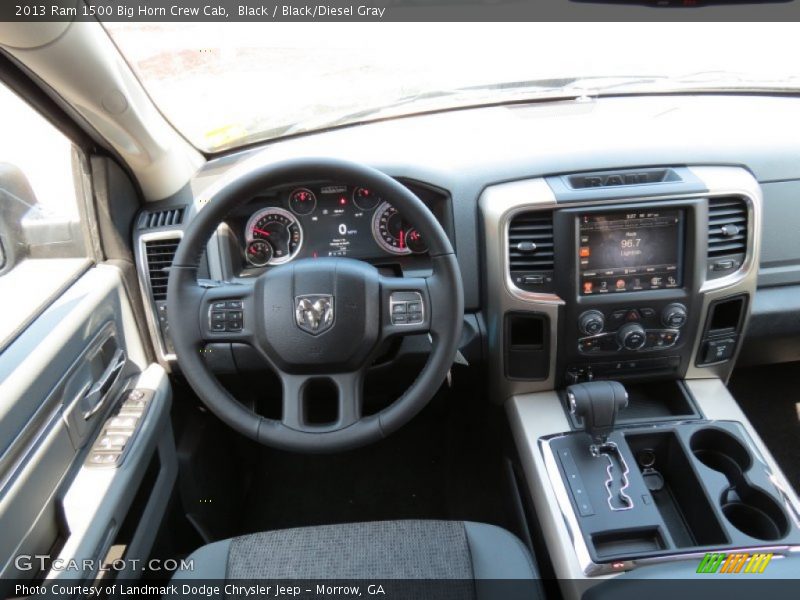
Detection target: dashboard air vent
<box><xmin>707</xmin><ymin>196</ymin><xmax>747</xmax><ymax>278</ymax></box>
<box><xmin>141</xmin><ymin>208</ymin><xmax>184</xmax><ymax>229</ymax></box>
<box><xmin>508</xmin><ymin>210</ymin><xmax>555</xmax><ymax>291</ymax></box>
<box><xmin>144</xmin><ymin>238</ymin><xmax>180</xmax><ymax>301</ymax></box>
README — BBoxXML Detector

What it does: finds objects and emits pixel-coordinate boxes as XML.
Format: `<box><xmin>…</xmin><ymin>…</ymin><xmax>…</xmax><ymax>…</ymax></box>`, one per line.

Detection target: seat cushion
<box><xmin>173</xmin><ymin>520</ymin><xmax>540</xmax><ymax>599</ymax></box>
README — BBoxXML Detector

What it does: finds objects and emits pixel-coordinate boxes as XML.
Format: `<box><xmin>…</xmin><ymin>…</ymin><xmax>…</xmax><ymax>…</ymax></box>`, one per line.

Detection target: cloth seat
<box><xmin>172</xmin><ymin>520</ymin><xmax>541</xmax><ymax>599</ymax></box>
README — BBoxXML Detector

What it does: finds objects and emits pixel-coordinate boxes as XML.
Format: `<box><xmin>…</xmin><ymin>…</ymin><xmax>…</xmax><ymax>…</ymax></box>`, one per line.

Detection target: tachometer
<box><xmin>245</xmin><ymin>207</ymin><xmax>303</xmax><ymax>265</ymax></box>
<box><xmin>372</xmin><ymin>202</ymin><xmax>427</xmax><ymax>255</ymax></box>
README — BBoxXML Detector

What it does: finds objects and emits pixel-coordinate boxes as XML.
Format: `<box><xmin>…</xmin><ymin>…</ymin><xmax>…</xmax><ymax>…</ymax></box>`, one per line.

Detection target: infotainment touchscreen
<box><xmin>578</xmin><ymin>209</ymin><xmax>683</xmax><ymax>295</ymax></box>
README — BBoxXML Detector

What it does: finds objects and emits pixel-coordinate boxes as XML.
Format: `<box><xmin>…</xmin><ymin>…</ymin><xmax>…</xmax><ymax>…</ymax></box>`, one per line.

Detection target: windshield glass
<box><xmin>105</xmin><ymin>23</ymin><xmax>800</xmax><ymax>153</ymax></box>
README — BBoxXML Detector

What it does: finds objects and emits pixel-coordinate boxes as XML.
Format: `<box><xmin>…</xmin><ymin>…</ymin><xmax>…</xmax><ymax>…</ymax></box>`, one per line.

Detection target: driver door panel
<box><xmin>0</xmin><ymin>264</ymin><xmax>176</xmax><ymax>590</ymax></box>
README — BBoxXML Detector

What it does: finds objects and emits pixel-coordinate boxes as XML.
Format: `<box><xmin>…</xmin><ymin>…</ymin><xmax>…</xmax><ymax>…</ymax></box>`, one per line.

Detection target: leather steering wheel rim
<box><xmin>167</xmin><ymin>157</ymin><xmax>463</xmax><ymax>453</ymax></box>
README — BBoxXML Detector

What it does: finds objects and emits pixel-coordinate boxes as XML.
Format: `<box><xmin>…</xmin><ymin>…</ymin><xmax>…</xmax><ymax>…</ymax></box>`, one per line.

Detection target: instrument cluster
<box><xmin>235</xmin><ymin>183</ymin><xmax>431</xmax><ymax>269</ymax></box>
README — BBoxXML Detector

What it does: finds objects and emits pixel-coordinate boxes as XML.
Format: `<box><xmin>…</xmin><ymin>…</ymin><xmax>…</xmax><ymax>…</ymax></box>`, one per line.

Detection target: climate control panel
<box><xmin>577</xmin><ymin>304</ymin><xmax>687</xmax><ymax>354</ymax></box>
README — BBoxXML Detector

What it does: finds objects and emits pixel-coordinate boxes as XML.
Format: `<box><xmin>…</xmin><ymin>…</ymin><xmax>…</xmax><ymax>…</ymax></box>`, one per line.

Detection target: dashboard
<box><xmin>133</xmin><ymin>93</ymin><xmax>800</xmax><ymax>385</ymax></box>
<box><xmin>221</xmin><ymin>181</ymin><xmax>450</xmax><ymax>275</ymax></box>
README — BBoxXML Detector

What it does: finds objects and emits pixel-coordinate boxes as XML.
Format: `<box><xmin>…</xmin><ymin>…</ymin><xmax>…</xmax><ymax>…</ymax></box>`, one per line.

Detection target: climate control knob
<box><xmin>617</xmin><ymin>323</ymin><xmax>647</xmax><ymax>351</ymax></box>
<box><xmin>578</xmin><ymin>310</ymin><xmax>605</xmax><ymax>336</ymax></box>
<box><xmin>662</xmin><ymin>303</ymin><xmax>688</xmax><ymax>329</ymax></box>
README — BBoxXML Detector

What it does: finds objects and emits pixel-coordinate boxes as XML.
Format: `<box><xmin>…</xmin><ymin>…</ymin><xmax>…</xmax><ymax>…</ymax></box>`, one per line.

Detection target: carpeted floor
<box><xmin>236</xmin><ymin>384</ymin><xmax>517</xmax><ymax>536</ymax></box>
<box><xmin>728</xmin><ymin>361</ymin><xmax>800</xmax><ymax>494</ymax></box>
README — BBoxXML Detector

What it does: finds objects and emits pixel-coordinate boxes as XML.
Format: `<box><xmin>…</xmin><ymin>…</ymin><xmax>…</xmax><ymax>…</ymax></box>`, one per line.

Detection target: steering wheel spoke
<box><xmin>199</xmin><ymin>281</ymin><xmax>257</xmax><ymax>344</ymax></box>
<box><xmin>279</xmin><ymin>370</ymin><xmax>364</xmax><ymax>432</ymax></box>
<box><xmin>379</xmin><ymin>276</ymin><xmax>432</xmax><ymax>337</ymax></box>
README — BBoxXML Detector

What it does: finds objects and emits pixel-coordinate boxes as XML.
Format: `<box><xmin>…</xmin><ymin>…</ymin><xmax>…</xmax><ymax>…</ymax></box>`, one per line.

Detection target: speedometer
<box><xmin>245</xmin><ymin>207</ymin><xmax>303</xmax><ymax>265</ymax></box>
<box><xmin>371</xmin><ymin>202</ymin><xmax>427</xmax><ymax>255</ymax></box>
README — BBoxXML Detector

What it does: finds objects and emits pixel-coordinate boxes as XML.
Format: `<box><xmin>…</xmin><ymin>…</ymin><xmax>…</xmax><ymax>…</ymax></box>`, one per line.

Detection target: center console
<box><xmin>480</xmin><ymin>167</ymin><xmax>800</xmax><ymax>593</ymax></box>
<box><xmin>541</xmin><ymin>381</ymin><xmax>800</xmax><ymax>576</ymax></box>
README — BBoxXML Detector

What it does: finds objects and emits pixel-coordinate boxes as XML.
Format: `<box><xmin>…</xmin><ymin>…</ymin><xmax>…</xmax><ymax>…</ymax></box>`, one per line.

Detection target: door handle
<box><xmin>82</xmin><ymin>348</ymin><xmax>126</xmax><ymax>420</ymax></box>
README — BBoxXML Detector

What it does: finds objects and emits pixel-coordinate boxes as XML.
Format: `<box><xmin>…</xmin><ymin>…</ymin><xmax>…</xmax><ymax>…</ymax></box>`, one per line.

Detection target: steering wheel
<box><xmin>167</xmin><ymin>157</ymin><xmax>463</xmax><ymax>453</ymax></box>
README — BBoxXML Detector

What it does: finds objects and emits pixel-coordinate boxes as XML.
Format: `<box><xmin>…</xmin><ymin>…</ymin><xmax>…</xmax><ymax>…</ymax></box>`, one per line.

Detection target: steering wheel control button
<box><xmin>389</xmin><ymin>291</ymin><xmax>424</xmax><ymax>326</ymax></box>
<box><xmin>209</xmin><ymin>299</ymin><xmax>246</xmax><ymax>332</ymax></box>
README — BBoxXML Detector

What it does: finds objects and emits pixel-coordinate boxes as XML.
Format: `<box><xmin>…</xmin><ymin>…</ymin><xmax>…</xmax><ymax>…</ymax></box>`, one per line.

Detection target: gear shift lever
<box><xmin>567</xmin><ymin>380</ymin><xmax>628</xmax><ymax>445</ymax></box>
<box><xmin>567</xmin><ymin>380</ymin><xmax>633</xmax><ymax>511</ymax></box>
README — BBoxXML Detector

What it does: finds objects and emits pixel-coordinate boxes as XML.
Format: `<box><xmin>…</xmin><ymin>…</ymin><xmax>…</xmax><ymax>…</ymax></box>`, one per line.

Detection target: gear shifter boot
<box><xmin>567</xmin><ymin>380</ymin><xmax>628</xmax><ymax>445</ymax></box>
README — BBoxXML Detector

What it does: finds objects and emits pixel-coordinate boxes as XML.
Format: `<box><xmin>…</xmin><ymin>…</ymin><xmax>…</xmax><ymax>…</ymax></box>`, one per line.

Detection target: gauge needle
<box><xmin>253</xmin><ymin>228</ymin><xmax>271</xmax><ymax>237</ymax></box>
<box><xmin>399</xmin><ymin>229</ymin><xmax>405</xmax><ymax>249</ymax></box>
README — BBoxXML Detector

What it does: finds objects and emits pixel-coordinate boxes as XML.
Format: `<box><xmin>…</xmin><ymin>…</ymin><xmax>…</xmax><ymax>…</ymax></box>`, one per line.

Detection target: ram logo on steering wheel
<box><xmin>294</xmin><ymin>294</ymin><xmax>335</xmax><ymax>335</ymax></box>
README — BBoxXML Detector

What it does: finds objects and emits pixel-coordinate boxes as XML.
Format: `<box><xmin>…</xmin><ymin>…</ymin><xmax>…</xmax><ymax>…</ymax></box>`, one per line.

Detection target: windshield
<box><xmin>105</xmin><ymin>23</ymin><xmax>800</xmax><ymax>153</ymax></box>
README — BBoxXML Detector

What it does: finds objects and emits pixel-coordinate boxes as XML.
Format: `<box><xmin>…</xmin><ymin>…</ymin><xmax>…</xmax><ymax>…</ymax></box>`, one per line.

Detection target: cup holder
<box><xmin>722</xmin><ymin>491</ymin><xmax>789</xmax><ymax>541</ymax></box>
<box><xmin>690</xmin><ymin>428</ymin><xmax>751</xmax><ymax>478</ymax></box>
<box><xmin>691</xmin><ymin>427</ymin><xmax>788</xmax><ymax>541</ymax></box>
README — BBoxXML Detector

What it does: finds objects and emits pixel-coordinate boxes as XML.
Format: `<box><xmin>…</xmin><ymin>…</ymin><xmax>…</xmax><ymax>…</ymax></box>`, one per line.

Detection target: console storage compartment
<box><xmin>566</xmin><ymin>380</ymin><xmax>698</xmax><ymax>430</ymax></box>
<box><xmin>626</xmin><ymin>431</ymin><xmax>727</xmax><ymax>547</ymax></box>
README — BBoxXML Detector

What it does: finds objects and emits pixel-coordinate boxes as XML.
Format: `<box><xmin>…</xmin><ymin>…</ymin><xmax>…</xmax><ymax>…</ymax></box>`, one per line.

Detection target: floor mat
<box><xmin>728</xmin><ymin>361</ymin><xmax>800</xmax><ymax>494</ymax></box>
<box><xmin>236</xmin><ymin>386</ymin><xmax>516</xmax><ymax>535</ymax></box>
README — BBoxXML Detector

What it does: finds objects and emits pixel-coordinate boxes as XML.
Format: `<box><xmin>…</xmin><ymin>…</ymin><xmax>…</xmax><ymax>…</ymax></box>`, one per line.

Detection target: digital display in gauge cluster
<box><xmin>242</xmin><ymin>184</ymin><xmax>429</xmax><ymax>267</ymax></box>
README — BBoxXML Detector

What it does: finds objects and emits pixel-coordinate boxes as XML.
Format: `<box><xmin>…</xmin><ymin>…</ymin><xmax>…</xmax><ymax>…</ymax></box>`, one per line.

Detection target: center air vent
<box><xmin>140</xmin><ymin>208</ymin><xmax>184</xmax><ymax>229</ymax></box>
<box><xmin>144</xmin><ymin>238</ymin><xmax>180</xmax><ymax>301</ymax></box>
<box><xmin>707</xmin><ymin>196</ymin><xmax>748</xmax><ymax>278</ymax></box>
<box><xmin>508</xmin><ymin>210</ymin><xmax>555</xmax><ymax>292</ymax></box>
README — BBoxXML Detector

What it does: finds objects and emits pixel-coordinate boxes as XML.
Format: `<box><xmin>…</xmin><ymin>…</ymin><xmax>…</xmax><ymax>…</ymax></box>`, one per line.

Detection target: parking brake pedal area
<box><xmin>85</xmin><ymin>389</ymin><xmax>153</xmax><ymax>468</ymax></box>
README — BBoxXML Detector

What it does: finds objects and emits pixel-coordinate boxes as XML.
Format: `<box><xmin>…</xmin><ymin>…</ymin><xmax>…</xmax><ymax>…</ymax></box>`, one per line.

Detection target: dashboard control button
<box><xmin>661</xmin><ymin>303</ymin><xmax>688</xmax><ymax>328</ymax></box>
<box><xmin>640</xmin><ymin>308</ymin><xmax>656</xmax><ymax>318</ymax></box>
<box><xmin>617</xmin><ymin>323</ymin><xmax>647</xmax><ymax>351</ymax></box>
<box><xmin>212</xmin><ymin>301</ymin><xmax>227</xmax><ymax>310</ymax></box>
<box><xmin>392</xmin><ymin>303</ymin><xmax>407</xmax><ymax>314</ymax></box>
<box><xmin>703</xmin><ymin>338</ymin><xmax>736</xmax><ymax>363</ymax></box>
<box><xmin>226</xmin><ymin>300</ymin><xmax>243</xmax><ymax>309</ymax></box>
<box><xmin>625</xmin><ymin>309</ymin><xmax>641</xmax><ymax>322</ymax></box>
<box><xmin>523</xmin><ymin>274</ymin><xmax>544</xmax><ymax>285</ymax></box>
<box><xmin>578</xmin><ymin>310</ymin><xmax>605</xmax><ymax>336</ymax></box>
<box><xmin>610</xmin><ymin>310</ymin><xmax>627</xmax><ymax>325</ymax></box>
<box><xmin>211</xmin><ymin>311</ymin><xmax>226</xmax><ymax>322</ymax></box>
<box><xmin>226</xmin><ymin>320</ymin><xmax>243</xmax><ymax>332</ymax></box>
<box><xmin>211</xmin><ymin>321</ymin><xmax>226</xmax><ymax>331</ymax></box>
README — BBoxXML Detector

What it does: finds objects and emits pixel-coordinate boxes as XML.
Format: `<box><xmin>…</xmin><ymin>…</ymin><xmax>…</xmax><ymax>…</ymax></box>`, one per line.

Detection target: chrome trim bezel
<box><xmin>479</xmin><ymin>166</ymin><xmax>763</xmax><ymax>400</ymax></box>
<box><xmin>136</xmin><ymin>230</ymin><xmax>183</xmax><ymax>364</ymax></box>
<box><xmin>243</xmin><ymin>206</ymin><xmax>304</xmax><ymax>265</ymax></box>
